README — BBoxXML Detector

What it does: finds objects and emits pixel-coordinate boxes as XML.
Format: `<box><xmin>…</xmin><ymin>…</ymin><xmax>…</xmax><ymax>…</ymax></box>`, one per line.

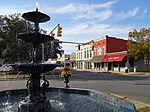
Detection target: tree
<box><xmin>0</xmin><ymin>14</ymin><xmax>33</xmax><ymax>64</ymax></box>
<box><xmin>128</xmin><ymin>28</ymin><xmax>150</xmax><ymax>71</ymax></box>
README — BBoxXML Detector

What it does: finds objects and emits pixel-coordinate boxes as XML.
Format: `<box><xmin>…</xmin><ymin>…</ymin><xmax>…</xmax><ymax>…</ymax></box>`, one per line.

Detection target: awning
<box><xmin>90</xmin><ymin>55</ymin><xmax>105</xmax><ymax>62</ymax></box>
<box><xmin>102</xmin><ymin>54</ymin><xmax>126</xmax><ymax>62</ymax></box>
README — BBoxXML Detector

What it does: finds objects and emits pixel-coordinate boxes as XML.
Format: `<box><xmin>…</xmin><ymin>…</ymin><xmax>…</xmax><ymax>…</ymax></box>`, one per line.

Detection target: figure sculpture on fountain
<box><xmin>40</xmin><ymin>74</ymin><xmax>49</xmax><ymax>99</ymax></box>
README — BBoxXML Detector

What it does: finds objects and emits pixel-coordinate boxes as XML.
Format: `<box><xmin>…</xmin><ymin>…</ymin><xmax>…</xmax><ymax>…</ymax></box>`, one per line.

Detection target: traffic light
<box><xmin>78</xmin><ymin>44</ymin><xmax>80</xmax><ymax>50</ymax></box>
<box><xmin>57</xmin><ymin>24</ymin><xmax>62</xmax><ymax>37</ymax></box>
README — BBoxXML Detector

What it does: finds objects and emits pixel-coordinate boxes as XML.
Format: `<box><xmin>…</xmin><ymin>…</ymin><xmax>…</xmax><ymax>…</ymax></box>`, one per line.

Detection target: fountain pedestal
<box><xmin>17</xmin><ymin>73</ymin><xmax>51</xmax><ymax>112</ymax></box>
<box><xmin>11</xmin><ymin>63</ymin><xmax>59</xmax><ymax>112</ymax></box>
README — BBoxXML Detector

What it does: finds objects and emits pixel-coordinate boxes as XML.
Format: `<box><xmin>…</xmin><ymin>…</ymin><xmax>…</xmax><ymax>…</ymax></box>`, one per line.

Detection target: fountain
<box><xmin>10</xmin><ymin>7</ymin><xmax>60</xmax><ymax>112</ymax></box>
<box><xmin>0</xmin><ymin>6</ymin><xmax>136</xmax><ymax>112</ymax></box>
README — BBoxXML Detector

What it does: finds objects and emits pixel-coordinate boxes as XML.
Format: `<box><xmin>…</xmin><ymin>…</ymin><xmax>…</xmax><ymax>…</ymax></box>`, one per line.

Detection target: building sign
<box><xmin>102</xmin><ymin>54</ymin><xmax>126</xmax><ymax>62</ymax></box>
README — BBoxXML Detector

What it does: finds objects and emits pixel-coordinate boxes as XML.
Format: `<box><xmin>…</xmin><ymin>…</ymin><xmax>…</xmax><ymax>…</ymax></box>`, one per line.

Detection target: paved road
<box><xmin>51</xmin><ymin>71</ymin><xmax>150</xmax><ymax>104</ymax></box>
<box><xmin>0</xmin><ymin>70</ymin><xmax>150</xmax><ymax>104</ymax></box>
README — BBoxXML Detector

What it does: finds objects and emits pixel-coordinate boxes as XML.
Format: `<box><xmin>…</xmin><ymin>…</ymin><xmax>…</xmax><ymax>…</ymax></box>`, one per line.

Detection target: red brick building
<box><xmin>90</xmin><ymin>35</ymin><xmax>128</xmax><ymax>72</ymax></box>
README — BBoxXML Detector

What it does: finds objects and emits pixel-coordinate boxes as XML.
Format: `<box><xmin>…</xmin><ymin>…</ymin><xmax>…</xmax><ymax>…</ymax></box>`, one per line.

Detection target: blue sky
<box><xmin>0</xmin><ymin>0</ymin><xmax>150</xmax><ymax>54</ymax></box>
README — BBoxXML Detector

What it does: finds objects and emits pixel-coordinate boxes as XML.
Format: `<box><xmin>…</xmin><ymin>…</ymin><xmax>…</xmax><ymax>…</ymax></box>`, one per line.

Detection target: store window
<box><xmin>113</xmin><ymin>62</ymin><xmax>118</xmax><ymax>67</ymax></box>
<box><xmin>119</xmin><ymin>62</ymin><xmax>125</xmax><ymax>67</ymax></box>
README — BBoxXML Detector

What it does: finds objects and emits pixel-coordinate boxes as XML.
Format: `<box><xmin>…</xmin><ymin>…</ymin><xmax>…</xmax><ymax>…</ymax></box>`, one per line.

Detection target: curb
<box><xmin>108</xmin><ymin>93</ymin><xmax>150</xmax><ymax>109</ymax></box>
<box><xmin>75</xmin><ymin>69</ymin><xmax>150</xmax><ymax>75</ymax></box>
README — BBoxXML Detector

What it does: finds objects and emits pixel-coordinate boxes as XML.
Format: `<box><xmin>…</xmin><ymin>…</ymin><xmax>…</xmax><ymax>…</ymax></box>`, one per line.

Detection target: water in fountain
<box><xmin>2</xmin><ymin>71</ymin><xmax>22</xmax><ymax>111</ymax></box>
<box><xmin>0</xmin><ymin>88</ymin><xmax>136</xmax><ymax>112</ymax></box>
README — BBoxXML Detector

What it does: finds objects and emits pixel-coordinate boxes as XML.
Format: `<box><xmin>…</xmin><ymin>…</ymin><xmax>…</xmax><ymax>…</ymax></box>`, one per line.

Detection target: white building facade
<box><xmin>76</xmin><ymin>41</ymin><xmax>93</xmax><ymax>69</ymax></box>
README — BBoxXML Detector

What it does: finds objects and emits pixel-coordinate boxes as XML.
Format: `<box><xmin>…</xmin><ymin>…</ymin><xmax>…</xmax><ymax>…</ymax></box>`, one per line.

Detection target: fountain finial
<box><xmin>36</xmin><ymin>2</ymin><xmax>39</xmax><ymax>11</ymax></box>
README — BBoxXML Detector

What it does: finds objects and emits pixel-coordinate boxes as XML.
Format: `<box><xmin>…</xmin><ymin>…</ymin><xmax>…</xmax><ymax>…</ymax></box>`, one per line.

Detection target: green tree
<box><xmin>0</xmin><ymin>14</ymin><xmax>33</xmax><ymax>64</ymax></box>
<box><xmin>128</xmin><ymin>28</ymin><xmax>150</xmax><ymax>71</ymax></box>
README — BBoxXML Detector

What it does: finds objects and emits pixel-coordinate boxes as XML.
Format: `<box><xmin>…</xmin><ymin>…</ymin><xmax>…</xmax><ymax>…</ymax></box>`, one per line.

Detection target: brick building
<box><xmin>90</xmin><ymin>35</ymin><xmax>128</xmax><ymax>72</ymax></box>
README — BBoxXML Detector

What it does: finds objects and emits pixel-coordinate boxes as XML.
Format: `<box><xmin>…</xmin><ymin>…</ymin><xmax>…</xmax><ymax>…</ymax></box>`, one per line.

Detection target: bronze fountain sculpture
<box><xmin>12</xmin><ymin>7</ymin><xmax>60</xmax><ymax>112</ymax></box>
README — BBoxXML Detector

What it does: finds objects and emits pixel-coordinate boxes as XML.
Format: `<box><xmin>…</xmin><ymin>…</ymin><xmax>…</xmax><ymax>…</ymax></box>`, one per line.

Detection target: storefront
<box><xmin>90</xmin><ymin>55</ymin><xmax>105</xmax><ymax>70</ymax></box>
<box><xmin>102</xmin><ymin>54</ymin><xmax>127</xmax><ymax>72</ymax></box>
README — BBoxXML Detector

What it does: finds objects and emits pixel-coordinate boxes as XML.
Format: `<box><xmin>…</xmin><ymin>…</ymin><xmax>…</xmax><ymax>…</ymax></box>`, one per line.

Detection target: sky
<box><xmin>0</xmin><ymin>0</ymin><xmax>150</xmax><ymax>54</ymax></box>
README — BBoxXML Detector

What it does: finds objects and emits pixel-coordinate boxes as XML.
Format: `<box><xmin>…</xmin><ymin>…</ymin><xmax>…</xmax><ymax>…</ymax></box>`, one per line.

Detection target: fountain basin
<box><xmin>0</xmin><ymin>87</ymin><xmax>136</xmax><ymax>112</ymax></box>
<box><xmin>17</xmin><ymin>33</ymin><xmax>54</xmax><ymax>44</ymax></box>
<box><xmin>11</xmin><ymin>63</ymin><xmax>61</xmax><ymax>74</ymax></box>
<box><xmin>22</xmin><ymin>11</ymin><xmax>50</xmax><ymax>23</ymax></box>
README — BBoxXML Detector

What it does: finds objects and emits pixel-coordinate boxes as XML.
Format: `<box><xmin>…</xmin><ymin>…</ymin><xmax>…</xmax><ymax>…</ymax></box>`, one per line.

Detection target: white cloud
<box><xmin>0</xmin><ymin>8</ymin><xmax>23</xmax><ymax>15</ymax></box>
<box><xmin>62</xmin><ymin>22</ymin><xmax>133</xmax><ymax>40</ymax></box>
<box><xmin>60</xmin><ymin>22</ymin><xmax>133</xmax><ymax>54</ymax></box>
<box><xmin>50</xmin><ymin>1</ymin><xmax>117</xmax><ymax>14</ymax></box>
<box><xmin>91</xmin><ymin>0</ymin><xmax>117</xmax><ymax>9</ymax></box>
<box><xmin>0</xmin><ymin>5</ymin><xmax>34</xmax><ymax>15</ymax></box>
<box><xmin>74</xmin><ymin>9</ymin><xmax>112</xmax><ymax>21</ymax></box>
<box><xmin>115</xmin><ymin>7</ymin><xmax>139</xmax><ymax>20</ymax></box>
<box><xmin>64</xmin><ymin>23</ymin><xmax>89</xmax><ymax>35</ymax></box>
<box><xmin>48</xmin><ymin>1</ymin><xmax>117</xmax><ymax>21</ymax></box>
<box><xmin>50</xmin><ymin>3</ymin><xmax>76</xmax><ymax>13</ymax></box>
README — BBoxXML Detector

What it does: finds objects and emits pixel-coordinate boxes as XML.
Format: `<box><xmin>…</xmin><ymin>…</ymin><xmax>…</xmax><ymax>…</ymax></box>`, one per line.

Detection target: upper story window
<box><xmin>84</xmin><ymin>51</ymin><xmax>86</xmax><ymax>58</ymax></box>
<box><xmin>98</xmin><ymin>47</ymin><xmax>102</xmax><ymax>55</ymax></box>
<box><xmin>87</xmin><ymin>50</ymin><xmax>89</xmax><ymax>58</ymax></box>
<box><xmin>79</xmin><ymin>52</ymin><xmax>80</xmax><ymax>59</ymax></box>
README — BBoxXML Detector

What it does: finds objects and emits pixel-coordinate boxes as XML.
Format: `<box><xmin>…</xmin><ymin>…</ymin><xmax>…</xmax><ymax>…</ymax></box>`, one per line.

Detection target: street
<box><xmin>0</xmin><ymin>70</ymin><xmax>150</xmax><ymax>105</ymax></box>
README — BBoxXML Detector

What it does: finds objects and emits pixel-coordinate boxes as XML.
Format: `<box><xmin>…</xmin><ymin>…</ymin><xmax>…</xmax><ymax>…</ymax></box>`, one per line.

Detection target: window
<box><xmin>81</xmin><ymin>52</ymin><xmax>82</xmax><ymax>59</ymax></box>
<box><xmin>113</xmin><ymin>62</ymin><xmax>118</xmax><ymax>67</ymax></box>
<box><xmin>119</xmin><ymin>62</ymin><xmax>125</xmax><ymax>67</ymax></box>
<box><xmin>98</xmin><ymin>47</ymin><xmax>102</xmax><ymax>55</ymax></box>
<box><xmin>84</xmin><ymin>51</ymin><xmax>86</xmax><ymax>58</ymax></box>
<box><xmin>90</xmin><ymin>50</ymin><xmax>92</xmax><ymax>58</ymax></box>
<box><xmin>87</xmin><ymin>50</ymin><xmax>89</xmax><ymax>58</ymax></box>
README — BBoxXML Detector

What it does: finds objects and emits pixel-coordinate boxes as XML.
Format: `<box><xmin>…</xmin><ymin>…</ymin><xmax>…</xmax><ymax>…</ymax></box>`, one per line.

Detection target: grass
<box><xmin>137</xmin><ymin>107</ymin><xmax>150</xmax><ymax>112</ymax></box>
<box><xmin>0</xmin><ymin>74</ymin><xmax>53</xmax><ymax>81</ymax></box>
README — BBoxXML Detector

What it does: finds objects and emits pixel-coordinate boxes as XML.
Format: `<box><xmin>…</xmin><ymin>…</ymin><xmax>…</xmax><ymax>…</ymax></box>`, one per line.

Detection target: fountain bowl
<box><xmin>11</xmin><ymin>63</ymin><xmax>61</xmax><ymax>74</ymax></box>
<box><xmin>17</xmin><ymin>33</ymin><xmax>54</xmax><ymax>44</ymax></box>
<box><xmin>0</xmin><ymin>87</ymin><xmax>136</xmax><ymax>112</ymax></box>
<box><xmin>22</xmin><ymin>11</ymin><xmax>50</xmax><ymax>23</ymax></box>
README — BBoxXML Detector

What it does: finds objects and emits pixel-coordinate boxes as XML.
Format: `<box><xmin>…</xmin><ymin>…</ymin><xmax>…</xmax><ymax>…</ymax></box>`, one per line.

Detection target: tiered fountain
<box><xmin>0</xmin><ymin>7</ymin><xmax>136</xmax><ymax>112</ymax></box>
<box><xmin>11</xmin><ymin>7</ymin><xmax>59</xmax><ymax>112</ymax></box>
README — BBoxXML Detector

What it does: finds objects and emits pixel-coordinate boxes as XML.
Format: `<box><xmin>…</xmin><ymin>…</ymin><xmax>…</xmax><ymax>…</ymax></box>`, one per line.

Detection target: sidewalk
<box><xmin>75</xmin><ymin>69</ymin><xmax>150</xmax><ymax>75</ymax></box>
